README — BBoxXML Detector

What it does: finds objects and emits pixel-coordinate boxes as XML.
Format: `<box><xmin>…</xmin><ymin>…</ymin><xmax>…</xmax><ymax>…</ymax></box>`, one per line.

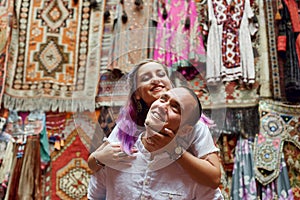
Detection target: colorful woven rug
<box><xmin>3</xmin><ymin>0</ymin><xmax>105</xmax><ymax>112</ymax></box>
<box><xmin>43</xmin><ymin>127</ymin><xmax>92</xmax><ymax>200</ymax></box>
<box><xmin>0</xmin><ymin>0</ymin><xmax>13</xmax><ymax>108</ymax></box>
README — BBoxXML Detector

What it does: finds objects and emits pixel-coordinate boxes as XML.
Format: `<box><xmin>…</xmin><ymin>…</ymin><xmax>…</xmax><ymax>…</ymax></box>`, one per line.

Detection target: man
<box><xmin>88</xmin><ymin>87</ymin><xmax>223</xmax><ymax>200</ymax></box>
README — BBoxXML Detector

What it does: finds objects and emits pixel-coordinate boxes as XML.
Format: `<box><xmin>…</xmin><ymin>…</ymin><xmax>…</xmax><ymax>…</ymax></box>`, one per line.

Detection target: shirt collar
<box><xmin>135</xmin><ymin>133</ymin><xmax>175</xmax><ymax>170</ymax></box>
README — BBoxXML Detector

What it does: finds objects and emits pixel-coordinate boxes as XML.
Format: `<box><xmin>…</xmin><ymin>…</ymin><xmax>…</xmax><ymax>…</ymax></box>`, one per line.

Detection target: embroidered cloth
<box><xmin>4</xmin><ymin>0</ymin><xmax>105</xmax><ymax>112</ymax></box>
<box><xmin>206</xmin><ymin>0</ymin><xmax>256</xmax><ymax>84</ymax></box>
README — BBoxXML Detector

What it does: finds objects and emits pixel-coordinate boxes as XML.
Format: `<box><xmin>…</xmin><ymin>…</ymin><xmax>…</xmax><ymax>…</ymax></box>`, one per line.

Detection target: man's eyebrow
<box><xmin>174</xmin><ymin>101</ymin><xmax>181</xmax><ymax>109</ymax></box>
<box><xmin>171</xmin><ymin>97</ymin><xmax>182</xmax><ymax>111</ymax></box>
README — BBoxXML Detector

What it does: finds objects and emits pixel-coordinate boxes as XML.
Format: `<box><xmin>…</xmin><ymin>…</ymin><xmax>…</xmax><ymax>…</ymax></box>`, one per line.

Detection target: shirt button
<box><xmin>144</xmin><ymin>178</ymin><xmax>150</xmax><ymax>185</ymax></box>
<box><xmin>140</xmin><ymin>195</ymin><xmax>147</xmax><ymax>200</ymax></box>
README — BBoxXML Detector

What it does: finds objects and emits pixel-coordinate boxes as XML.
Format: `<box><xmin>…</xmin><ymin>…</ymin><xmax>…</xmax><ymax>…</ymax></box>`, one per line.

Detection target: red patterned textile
<box><xmin>46</xmin><ymin>112</ymin><xmax>67</xmax><ymax>136</ymax></box>
<box><xmin>44</xmin><ymin>128</ymin><xmax>92</xmax><ymax>200</ymax></box>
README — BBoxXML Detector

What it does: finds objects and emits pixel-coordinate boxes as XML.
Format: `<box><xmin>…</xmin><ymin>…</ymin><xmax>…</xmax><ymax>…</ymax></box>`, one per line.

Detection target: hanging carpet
<box><xmin>3</xmin><ymin>0</ymin><xmax>105</xmax><ymax>112</ymax></box>
<box><xmin>0</xmin><ymin>0</ymin><xmax>13</xmax><ymax>108</ymax></box>
<box><xmin>43</xmin><ymin>128</ymin><xmax>92</xmax><ymax>200</ymax></box>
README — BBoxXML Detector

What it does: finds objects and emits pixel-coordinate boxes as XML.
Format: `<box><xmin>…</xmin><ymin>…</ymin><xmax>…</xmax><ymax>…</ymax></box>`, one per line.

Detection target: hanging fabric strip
<box><xmin>254</xmin><ymin>99</ymin><xmax>300</xmax><ymax>186</ymax></box>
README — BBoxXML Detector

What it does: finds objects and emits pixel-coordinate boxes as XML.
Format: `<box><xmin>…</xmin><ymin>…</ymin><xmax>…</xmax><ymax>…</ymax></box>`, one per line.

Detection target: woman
<box><xmin>88</xmin><ymin>59</ymin><xmax>221</xmax><ymax>188</ymax></box>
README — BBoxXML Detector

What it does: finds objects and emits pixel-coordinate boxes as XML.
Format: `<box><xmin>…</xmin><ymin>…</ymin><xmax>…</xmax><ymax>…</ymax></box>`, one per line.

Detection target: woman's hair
<box><xmin>116</xmin><ymin>59</ymin><xmax>169</xmax><ymax>154</ymax></box>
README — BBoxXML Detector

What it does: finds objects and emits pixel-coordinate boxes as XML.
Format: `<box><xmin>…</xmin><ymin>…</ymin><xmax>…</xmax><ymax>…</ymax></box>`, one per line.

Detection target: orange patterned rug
<box><xmin>3</xmin><ymin>0</ymin><xmax>105</xmax><ymax>112</ymax></box>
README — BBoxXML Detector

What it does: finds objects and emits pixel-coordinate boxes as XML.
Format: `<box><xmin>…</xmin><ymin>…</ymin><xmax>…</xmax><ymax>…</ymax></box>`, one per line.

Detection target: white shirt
<box><xmin>88</xmin><ymin>121</ymin><xmax>223</xmax><ymax>200</ymax></box>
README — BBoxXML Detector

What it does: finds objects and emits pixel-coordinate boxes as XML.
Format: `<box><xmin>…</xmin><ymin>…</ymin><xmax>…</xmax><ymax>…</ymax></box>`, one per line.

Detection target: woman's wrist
<box><xmin>92</xmin><ymin>152</ymin><xmax>105</xmax><ymax>167</ymax></box>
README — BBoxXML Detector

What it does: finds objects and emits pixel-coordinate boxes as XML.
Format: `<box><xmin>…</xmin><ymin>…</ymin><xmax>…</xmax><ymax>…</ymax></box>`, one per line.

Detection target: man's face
<box><xmin>145</xmin><ymin>88</ymin><xmax>197</xmax><ymax>135</ymax></box>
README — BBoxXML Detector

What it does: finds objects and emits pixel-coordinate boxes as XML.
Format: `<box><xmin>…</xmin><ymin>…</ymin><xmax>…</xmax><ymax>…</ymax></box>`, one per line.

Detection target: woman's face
<box><xmin>135</xmin><ymin>62</ymin><xmax>172</xmax><ymax>107</ymax></box>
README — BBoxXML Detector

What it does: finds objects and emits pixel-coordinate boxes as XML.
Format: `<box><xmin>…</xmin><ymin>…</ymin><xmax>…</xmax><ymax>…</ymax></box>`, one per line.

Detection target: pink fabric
<box><xmin>153</xmin><ymin>0</ymin><xmax>205</xmax><ymax>68</ymax></box>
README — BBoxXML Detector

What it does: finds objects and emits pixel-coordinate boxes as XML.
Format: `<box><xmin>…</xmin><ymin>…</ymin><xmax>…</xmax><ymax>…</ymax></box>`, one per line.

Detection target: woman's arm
<box><xmin>176</xmin><ymin>152</ymin><xmax>221</xmax><ymax>189</ymax></box>
<box><xmin>88</xmin><ymin>141</ymin><xmax>137</xmax><ymax>173</ymax></box>
<box><xmin>88</xmin><ymin>126</ymin><xmax>121</xmax><ymax>172</ymax></box>
<box><xmin>88</xmin><ymin>142</ymin><xmax>108</xmax><ymax>172</ymax></box>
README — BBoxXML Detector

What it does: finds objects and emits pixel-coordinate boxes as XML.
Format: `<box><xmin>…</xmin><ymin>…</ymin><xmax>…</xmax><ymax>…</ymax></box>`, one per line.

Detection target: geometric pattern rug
<box><xmin>43</xmin><ymin>127</ymin><xmax>92</xmax><ymax>199</ymax></box>
<box><xmin>3</xmin><ymin>0</ymin><xmax>105</xmax><ymax>112</ymax></box>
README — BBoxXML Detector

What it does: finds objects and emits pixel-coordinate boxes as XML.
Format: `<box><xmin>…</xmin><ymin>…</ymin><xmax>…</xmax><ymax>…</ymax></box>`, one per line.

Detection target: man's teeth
<box><xmin>153</xmin><ymin>112</ymin><xmax>164</xmax><ymax>121</ymax></box>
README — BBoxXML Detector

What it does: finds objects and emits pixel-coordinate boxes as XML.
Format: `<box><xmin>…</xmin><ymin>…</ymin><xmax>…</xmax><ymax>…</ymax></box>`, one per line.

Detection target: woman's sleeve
<box><xmin>188</xmin><ymin>121</ymin><xmax>219</xmax><ymax>158</ymax></box>
<box><xmin>107</xmin><ymin>125</ymin><xmax>120</xmax><ymax>143</ymax></box>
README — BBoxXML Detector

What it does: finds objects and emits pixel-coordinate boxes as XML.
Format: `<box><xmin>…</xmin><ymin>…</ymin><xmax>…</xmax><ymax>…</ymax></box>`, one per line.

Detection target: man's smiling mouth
<box><xmin>151</xmin><ymin>111</ymin><xmax>165</xmax><ymax>122</ymax></box>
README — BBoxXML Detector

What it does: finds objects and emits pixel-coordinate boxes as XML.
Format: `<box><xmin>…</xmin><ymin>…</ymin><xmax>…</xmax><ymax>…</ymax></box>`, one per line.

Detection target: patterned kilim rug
<box><xmin>3</xmin><ymin>0</ymin><xmax>105</xmax><ymax>112</ymax></box>
<box><xmin>43</xmin><ymin>127</ymin><xmax>92</xmax><ymax>200</ymax></box>
<box><xmin>0</xmin><ymin>0</ymin><xmax>13</xmax><ymax>108</ymax></box>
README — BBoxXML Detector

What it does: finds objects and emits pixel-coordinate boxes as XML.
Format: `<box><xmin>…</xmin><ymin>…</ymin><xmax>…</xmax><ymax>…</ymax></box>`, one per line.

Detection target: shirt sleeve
<box><xmin>87</xmin><ymin>169</ymin><xmax>106</xmax><ymax>200</ymax></box>
<box><xmin>107</xmin><ymin>125</ymin><xmax>120</xmax><ymax>143</ymax></box>
<box><xmin>188</xmin><ymin>121</ymin><xmax>219</xmax><ymax>158</ymax></box>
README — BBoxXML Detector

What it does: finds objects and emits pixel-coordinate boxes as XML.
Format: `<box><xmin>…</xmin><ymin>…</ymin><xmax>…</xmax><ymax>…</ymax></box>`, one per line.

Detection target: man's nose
<box><xmin>158</xmin><ymin>102</ymin><xmax>168</xmax><ymax>112</ymax></box>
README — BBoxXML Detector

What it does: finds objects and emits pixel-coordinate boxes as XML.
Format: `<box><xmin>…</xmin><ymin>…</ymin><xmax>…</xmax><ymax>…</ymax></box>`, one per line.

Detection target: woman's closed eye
<box><xmin>156</xmin><ymin>70</ymin><xmax>167</xmax><ymax>77</ymax></box>
<box><xmin>140</xmin><ymin>74</ymin><xmax>150</xmax><ymax>82</ymax></box>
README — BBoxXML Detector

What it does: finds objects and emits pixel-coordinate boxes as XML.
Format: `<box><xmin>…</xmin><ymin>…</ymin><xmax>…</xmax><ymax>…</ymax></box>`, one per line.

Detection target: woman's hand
<box><xmin>145</xmin><ymin>128</ymin><xmax>175</xmax><ymax>152</ymax></box>
<box><xmin>88</xmin><ymin>141</ymin><xmax>137</xmax><ymax>172</ymax></box>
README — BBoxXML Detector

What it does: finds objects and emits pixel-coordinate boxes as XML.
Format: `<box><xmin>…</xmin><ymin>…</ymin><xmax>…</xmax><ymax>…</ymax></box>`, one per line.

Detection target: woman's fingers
<box><xmin>112</xmin><ymin>151</ymin><xmax>136</xmax><ymax>161</ymax></box>
<box><xmin>162</xmin><ymin>128</ymin><xmax>175</xmax><ymax>137</ymax></box>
